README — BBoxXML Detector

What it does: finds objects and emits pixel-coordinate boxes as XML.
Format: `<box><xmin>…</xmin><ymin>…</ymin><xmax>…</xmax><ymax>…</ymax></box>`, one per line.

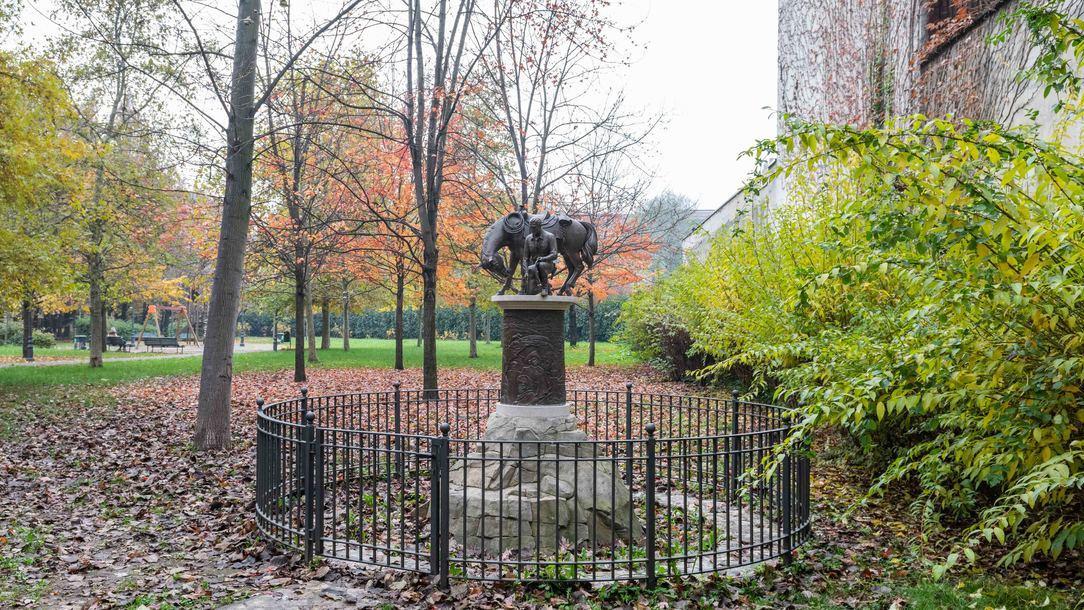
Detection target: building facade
<box><xmin>684</xmin><ymin>0</ymin><xmax>1083</xmax><ymax>258</ymax></box>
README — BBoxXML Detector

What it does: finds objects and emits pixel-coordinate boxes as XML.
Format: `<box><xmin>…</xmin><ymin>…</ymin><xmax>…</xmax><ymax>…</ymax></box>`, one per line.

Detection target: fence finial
<box><xmin>645</xmin><ymin>422</ymin><xmax>656</xmax><ymax>436</ymax></box>
<box><xmin>256</xmin><ymin>398</ymin><xmax>264</xmax><ymax>408</ymax></box>
<box><xmin>301</xmin><ymin>386</ymin><xmax>309</xmax><ymax>397</ymax></box>
<box><xmin>439</xmin><ymin>422</ymin><xmax>450</xmax><ymax>436</ymax></box>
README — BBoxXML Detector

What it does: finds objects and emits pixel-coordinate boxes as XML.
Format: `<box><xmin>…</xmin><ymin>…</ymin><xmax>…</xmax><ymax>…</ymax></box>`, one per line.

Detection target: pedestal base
<box><xmin>447</xmin><ymin>409</ymin><xmax>643</xmax><ymax>554</ymax></box>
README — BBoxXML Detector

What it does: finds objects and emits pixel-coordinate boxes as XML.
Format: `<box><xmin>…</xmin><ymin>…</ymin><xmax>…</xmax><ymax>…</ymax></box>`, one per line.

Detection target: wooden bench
<box><xmin>105</xmin><ymin>336</ymin><xmax>133</xmax><ymax>352</ymax></box>
<box><xmin>142</xmin><ymin>336</ymin><xmax>184</xmax><ymax>353</ymax></box>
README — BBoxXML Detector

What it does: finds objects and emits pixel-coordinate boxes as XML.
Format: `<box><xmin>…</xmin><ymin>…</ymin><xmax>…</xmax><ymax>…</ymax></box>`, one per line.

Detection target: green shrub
<box><xmin>0</xmin><ymin>321</ymin><xmax>19</xmax><ymax>345</ymax></box>
<box><xmin>618</xmin><ymin>276</ymin><xmax>706</xmax><ymax>380</ymax></box>
<box><xmin>623</xmin><ymin>4</ymin><xmax>1084</xmax><ymax>569</ymax></box>
<box><xmin>30</xmin><ymin>330</ymin><xmax>55</xmax><ymax>348</ymax></box>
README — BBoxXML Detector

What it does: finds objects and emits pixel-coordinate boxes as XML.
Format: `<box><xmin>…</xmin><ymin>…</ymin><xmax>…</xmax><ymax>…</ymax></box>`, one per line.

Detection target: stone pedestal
<box><xmin>447</xmin><ymin>295</ymin><xmax>643</xmax><ymax>554</ymax></box>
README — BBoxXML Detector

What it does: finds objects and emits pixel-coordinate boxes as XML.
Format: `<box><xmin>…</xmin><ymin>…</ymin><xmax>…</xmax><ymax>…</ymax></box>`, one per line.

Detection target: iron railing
<box><xmin>255</xmin><ymin>386</ymin><xmax>811</xmax><ymax>586</ymax></box>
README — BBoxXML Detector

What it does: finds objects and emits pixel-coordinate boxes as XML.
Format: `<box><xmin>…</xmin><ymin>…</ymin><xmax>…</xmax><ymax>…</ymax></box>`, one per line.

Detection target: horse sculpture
<box><xmin>480</xmin><ymin>210</ymin><xmax>598</xmax><ymax>295</ymax></box>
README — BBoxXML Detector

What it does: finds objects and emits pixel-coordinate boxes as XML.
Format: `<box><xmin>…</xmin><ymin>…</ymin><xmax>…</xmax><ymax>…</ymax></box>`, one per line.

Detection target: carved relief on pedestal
<box><xmin>500</xmin><ymin>309</ymin><xmax>565</xmax><ymax>405</ymax></box>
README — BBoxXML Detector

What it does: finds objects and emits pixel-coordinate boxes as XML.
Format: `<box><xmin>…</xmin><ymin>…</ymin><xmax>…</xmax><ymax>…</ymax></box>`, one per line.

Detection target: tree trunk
<box><xmin>421</xmin><ymin>250</ymin><xmax>438</xmax><ymax>397</ymax></box>
<box><xmin>21</xmin><ymin>299</ymin><xmax>34</xmax><ymax>361</ymax></box>
<box><xmin>194</xmin><ymin>0</ymin><xmax>262</xmax><ymax>451</ymax></box>
<box><xmin>306</xmin><ymin>288</ymin><xmax>318</xmax><ymax>363</ymax></box>
<box><xmin>568</xmin><ymin>304</ymin><xmax>579</xmax><ymax>347</ymax></box>
<box><xmin>468</xmin><ymin>296</ymin><xmax>478</xmax><ymax>358</ymax></box>
<box><xmin>320</xmin><ymin>297</ymin><xmax>330</xmax><ymax>350</ymax></box>
<box><xmin>395</xmin><ymin>268</ymin><xmax>405</xmax><ymax>370</ymax></box>
<box><xmin>88</xmin><ymin>256</ymin><xmax>105</xmax><ymax>367</ymax></box>
<box><xmin>293</xmin><ymin>267</ymin><xmax>306</xmax><ymax>382</ymax></box>
<box><xmin>483</xmin><ymin>309</ymin><xmax>491</xmax><ymax>344</ymax></box>
<box><xmin>342</xmin><ymin>293</ymin><xmax>350</xmax><ymax>351</ymax></box>
<box><xmin>587</xmin><ymin>291</ymin><xmax>596</xmax><ymax>367</ymax></box>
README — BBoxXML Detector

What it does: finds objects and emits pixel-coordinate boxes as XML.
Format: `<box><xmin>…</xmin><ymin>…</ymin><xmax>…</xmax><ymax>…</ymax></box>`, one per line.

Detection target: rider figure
<box><xmin>523</xmin><ymin>216</ymin><xmax>559</xmax><ymax>295</ymax></box>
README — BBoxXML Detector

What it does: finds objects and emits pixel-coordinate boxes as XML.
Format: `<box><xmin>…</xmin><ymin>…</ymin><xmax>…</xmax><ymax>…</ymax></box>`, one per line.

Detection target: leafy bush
<box><xmin>620</xmin><ymin>4</ymin><xmax>1084</xmax><ymax>568</ymax></box>
<box><xmin>73</xmin><ymin>317</ymin><xmax>139</xmax><ymax>338</ymax></box>
<box><xmin>30</xmin><ymin>330</ymin><xmax>55</xmax><ymax>348</ymax></box>
<box><xmin>618</xmin><ymin>276</ymin><xmax>706</xmax><ymax>380</ymax></box>
<box><xmin>0</xmin><ymin>321</ymin><xmax>19</xmax><ymax>345</ymax></box>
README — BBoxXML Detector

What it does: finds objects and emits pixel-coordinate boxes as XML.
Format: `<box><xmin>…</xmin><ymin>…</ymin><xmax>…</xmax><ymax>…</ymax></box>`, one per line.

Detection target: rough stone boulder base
<box><xmin>447</xmin><ymin>412</ymin><xmax>644</xmax><ymax>554</ymax></box>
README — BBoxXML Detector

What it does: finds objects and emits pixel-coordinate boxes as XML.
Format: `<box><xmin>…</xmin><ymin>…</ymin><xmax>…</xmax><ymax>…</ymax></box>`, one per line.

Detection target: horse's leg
<box><xmin>559</xmin><ymin>252</ymin><xmax>582</xmax><ymax>295</ymax></box>
<box><xmin>507</xmin><ymin>250</ymin><xmax>521</xmax><ymax>294</ymax></box>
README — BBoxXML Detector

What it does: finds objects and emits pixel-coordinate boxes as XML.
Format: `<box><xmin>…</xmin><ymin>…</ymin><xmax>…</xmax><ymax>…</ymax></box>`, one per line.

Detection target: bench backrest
<box><xmin>143</xmin><ymin>337</ymin><xmax>180</xmax><ymax>346</ymax></box>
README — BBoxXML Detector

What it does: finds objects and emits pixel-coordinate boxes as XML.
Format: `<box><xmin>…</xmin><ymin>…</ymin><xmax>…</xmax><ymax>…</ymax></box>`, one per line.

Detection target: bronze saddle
<box><xmin>502</xmin><ymin>211</ymin><xmax>573</xmax><ymax>242</ymax></box>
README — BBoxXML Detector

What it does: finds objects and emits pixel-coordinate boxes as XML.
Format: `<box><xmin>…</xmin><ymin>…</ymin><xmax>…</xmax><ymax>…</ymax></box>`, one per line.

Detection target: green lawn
<box><xmin>0</xmin><ymin>339</ymin><xmax>636</xmax><ymax>387</ymax></box>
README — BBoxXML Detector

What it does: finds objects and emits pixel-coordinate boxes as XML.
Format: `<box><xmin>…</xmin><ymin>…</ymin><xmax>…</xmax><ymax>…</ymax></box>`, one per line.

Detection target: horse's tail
<box><xmin>580</xmin><ymin>221</ymin><xmax>598</xmax><ymax>268</ymax></box>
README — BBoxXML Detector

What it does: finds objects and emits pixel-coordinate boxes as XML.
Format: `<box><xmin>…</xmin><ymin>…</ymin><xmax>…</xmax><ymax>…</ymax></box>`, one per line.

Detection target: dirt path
<box><xmin>0</xmin><ymin>342</ymin><xmax>276</xmax><ymax>368</ymax></box>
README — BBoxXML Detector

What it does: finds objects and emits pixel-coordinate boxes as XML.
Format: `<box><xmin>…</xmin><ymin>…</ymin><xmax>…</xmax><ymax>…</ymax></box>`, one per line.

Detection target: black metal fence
<box><xmin>255</xmin><ymin>386</ymin><xmax>811</xmax><ymax>586</ymax></box>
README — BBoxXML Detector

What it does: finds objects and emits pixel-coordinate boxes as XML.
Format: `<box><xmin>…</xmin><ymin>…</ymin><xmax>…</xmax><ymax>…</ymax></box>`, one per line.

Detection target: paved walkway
<box><xmin>0</xmin><ymin>341</ymin><xmax>277</xmax><ymax>367</ymax></box>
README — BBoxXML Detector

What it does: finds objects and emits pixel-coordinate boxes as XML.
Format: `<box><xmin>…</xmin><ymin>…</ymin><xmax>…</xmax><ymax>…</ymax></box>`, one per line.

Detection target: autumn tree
<box><xmin>189</xmin><ymin>0</ymin><xmax>372</xmax><ymax>449</ymax></box>
<box><xmin>566</xmin><ymin>130</ymin><xmax>680</xmax><ymax>364</ymax></box>
<box><xmin>250</xmin><ymin>51</ymin><xmax>377</xmax><ymax>382</ymax></box>
<box><xmin>381</xmin><ymin>0</ymin><xmax>510</xmax><ymax>395</ymax></box>
<box><xmin>0</xmin><ymin>50</ymin><xmax>83</xmax><ymax>359</ymax></box>
<box><xmin>468</xmin><ymin>0</ymin><xmax>652</xmax><ymax>215</ymax></box>
<box><xmin>50</xmin><ymin>0</ymin><xmax>192</xmax><ymax>367</ymax></box>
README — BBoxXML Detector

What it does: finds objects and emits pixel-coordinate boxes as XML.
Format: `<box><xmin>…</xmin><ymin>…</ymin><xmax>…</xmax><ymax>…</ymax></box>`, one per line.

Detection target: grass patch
<box><xmin>0</xmin><ymin>339</ymin><xmax>637</xmax><ymax>387</ymax></box>
<box><xmin>0</xmin><ymin>525</ymin><xmax>50</xmax><ymax>605</ymax></box>
<box><xmin>898</xmin><ymin>579</ymin><xmax>1075</xmax><ymax>609</ymax></box>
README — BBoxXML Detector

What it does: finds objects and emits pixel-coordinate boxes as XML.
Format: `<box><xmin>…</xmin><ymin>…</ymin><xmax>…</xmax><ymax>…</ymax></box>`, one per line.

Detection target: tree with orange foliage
<box><xmin>566</xmin><ymin>130</ymin><xmax>686</xmax><ymax>365</ymax></box>
<box><xmin>250</xmin><ymin>58</ymin><xmax>379</xmax><ymax>382</ymax></box>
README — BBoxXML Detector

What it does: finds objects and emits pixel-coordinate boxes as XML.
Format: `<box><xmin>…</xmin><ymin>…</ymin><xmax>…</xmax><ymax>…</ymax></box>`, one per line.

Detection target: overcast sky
<box><xmin>617</xmin><ymin>1</ymin><xmax>778</xmax><ymax>210</ymax></box>
<box><xmin>12</xmin><ymin>0</ymin><xmax>779</xmax><ymax>212</ymax></box>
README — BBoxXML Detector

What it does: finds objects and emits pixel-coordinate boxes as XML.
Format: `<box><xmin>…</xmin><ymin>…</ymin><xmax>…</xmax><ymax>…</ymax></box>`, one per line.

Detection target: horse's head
<box><xmin>479</xmin><ymin>218</ymin><xmax>512</xmax><ymax>277</ymax></box>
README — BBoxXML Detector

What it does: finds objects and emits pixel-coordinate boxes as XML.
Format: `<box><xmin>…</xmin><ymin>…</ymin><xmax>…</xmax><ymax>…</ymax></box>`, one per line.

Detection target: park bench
<box><xmin>142</xmin><ymin>336</ymin><xmax>184</xmax><ymax>353</ymax></box>
<box><xmin>105</xmin><ymin>336</ymin><xmax>133</xmax><ymax>352</ymax></box>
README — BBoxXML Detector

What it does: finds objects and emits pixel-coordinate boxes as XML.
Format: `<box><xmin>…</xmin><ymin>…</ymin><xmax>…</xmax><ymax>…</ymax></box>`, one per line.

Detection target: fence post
<box><xmin>645</xmin><ymin>423</ymin><xmax>656</xmax><ymax>589</ymax></box>
<box><xmin>429</xmin><ymin>430</ymin><xmax>441</xmax><ymax>577</ymax></box>
<box><xmin>437</xmin><ymin>423</ymin><xmax>451</xmax><ymax>589</ymax></box>
<box><xmin>394</xmin><ymin>382</ymin><xmax>403</xmax><ymax>478</ymax></box>
<box><xmin>313</xmin><ymin>427</ymin><xmax>325</xmax><ymax>556</ymax></box>
<box><xmin>781</xmin><ymin>426</ymin><xmax>793</xmax><ymax>566</ymax></box>
<box><xmin>303</xmin><ymin>404</ymin><xmax>316</xmax><ymax>564</ymax></box>
<box><xmin>729</xmin><ymin>390</ymin><xmax>740</xmax><ymax>504</ymax></box>
<box><xmin>625</xmin><ymin>382</ymin><xmax>633</xmax><ymax>484</ymax></box>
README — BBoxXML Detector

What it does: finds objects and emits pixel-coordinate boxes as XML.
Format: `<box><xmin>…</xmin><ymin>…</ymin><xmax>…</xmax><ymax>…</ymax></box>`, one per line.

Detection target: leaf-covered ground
<box><xmin>1</xmin><ymin>367</ymin><xmax>1081</xmax><ymax>609</ymax></box>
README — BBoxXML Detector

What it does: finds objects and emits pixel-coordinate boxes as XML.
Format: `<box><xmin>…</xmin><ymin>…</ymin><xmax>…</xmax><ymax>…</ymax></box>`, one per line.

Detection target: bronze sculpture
<box><xmin>479</xmin><ymin>207</ymin><xmax>598</xmax><ymax>295</ymax></box>
<box><xmin>522</xmin><ymin>217</ymin><xmax>559</xmax><ymax>295</ymax></box>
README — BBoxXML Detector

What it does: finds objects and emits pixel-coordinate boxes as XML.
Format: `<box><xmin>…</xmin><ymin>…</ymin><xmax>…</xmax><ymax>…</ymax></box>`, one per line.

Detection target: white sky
<box><xmin>616</xmin><ymin>1</ymin><xmax>778</xmax><ymax>210</ymax></box>
<box><xmin>11</xmin><ymin>0</ymin><xmax>780</xmax><ymax>212</ymax></box>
